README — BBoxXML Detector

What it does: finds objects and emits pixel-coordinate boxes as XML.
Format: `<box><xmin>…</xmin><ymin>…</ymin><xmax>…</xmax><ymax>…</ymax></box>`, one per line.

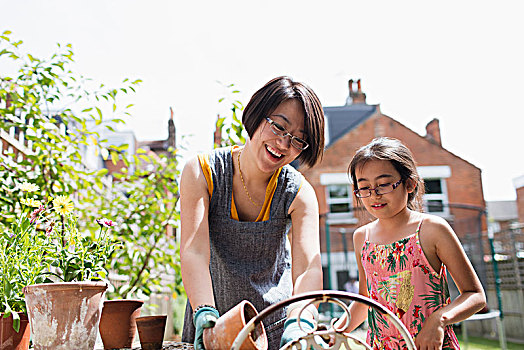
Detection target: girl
<box><xmin>339</xmin><ymin>137</ymin><xmax>486</xmax><ymax>349</ymax></box>
<box><xmin>180</xmin><ymin>76</ymin><xmax>325</xmax><ymax>349</ymax></box>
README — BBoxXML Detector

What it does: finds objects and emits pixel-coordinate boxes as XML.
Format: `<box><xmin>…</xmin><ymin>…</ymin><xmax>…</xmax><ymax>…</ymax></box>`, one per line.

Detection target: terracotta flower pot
<box><xmin>23</xmin><ymin>281</ymin><xmax>107</xmax><ymax>350</ymax></box>
<box><xmin>0</xmin><ymin>312</ymin><xmax>30</xmax><ymax>350</ymax></box>
<box><xmin>99</xmin><ymin>299</ymin><xmax>144</xmax><ymax>349</ymax></box>
<box><xmin>203</xmin><ymin>300</ymin><xmax>267</xmax><ymax>350</ymax></box>
<box><xmin>136</xmin><ymin>315</ymin><xmax>167</xmax><ymax>350</ymax></box>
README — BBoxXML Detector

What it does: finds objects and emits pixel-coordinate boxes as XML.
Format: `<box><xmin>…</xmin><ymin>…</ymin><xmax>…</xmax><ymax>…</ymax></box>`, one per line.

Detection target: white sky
<box><xmin>2</xmin><ymin>0</ymin><xmax>523</xmax><ymax>201</ymax></box>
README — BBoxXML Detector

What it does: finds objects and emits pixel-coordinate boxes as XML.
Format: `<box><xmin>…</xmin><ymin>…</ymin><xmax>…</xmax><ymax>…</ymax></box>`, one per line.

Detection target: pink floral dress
<box><xmin>361</xmin><ymin>221</ymin><xmax>460</xmax><ymax>349</ymax></box>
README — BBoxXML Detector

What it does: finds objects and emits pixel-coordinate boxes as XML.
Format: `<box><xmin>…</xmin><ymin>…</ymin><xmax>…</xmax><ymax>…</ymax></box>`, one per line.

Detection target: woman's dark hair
<box><xmin>242</xmin><ymin>76</ymin><xmax>325</xmax><ymax>168</ymax></box>
<box><xmin>348</xmin><ymin>137</ymin><xmax>425</xmax><ymax>211</ymax></box>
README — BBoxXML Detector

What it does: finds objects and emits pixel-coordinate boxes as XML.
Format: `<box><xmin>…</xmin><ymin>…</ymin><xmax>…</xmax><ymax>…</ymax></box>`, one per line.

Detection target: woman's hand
<box><xmin>280</xmin><ymin>317</ymin><xmax>315</xmax><ymax>347</ymax></box>
<box><xmin>193</xmin><ymin>307</ymin><xmax>220</xmax><ymax>350</ymax></box>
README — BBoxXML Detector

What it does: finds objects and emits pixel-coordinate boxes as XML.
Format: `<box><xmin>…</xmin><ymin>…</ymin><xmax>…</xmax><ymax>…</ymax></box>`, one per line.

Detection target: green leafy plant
<box><xmin>0</xmin><ymin>30</ymin><xmax>182</xmax><ymax>292</ymax></box>
<box><xmin>81</xmin><ymin>148</ymin><xmax>182</xmax><ymax>300</ymax></box>
<box><xmin>0</xmin><ymin>182</ymin><xmax>118</xmax><ymax>331</ymax></box>
<box><xmin>0</xmin><ymin>30</ymin><xmax>183</xmax><ymax>326</ymax></box>
<box><xmin>0</xmin><ymin>183</ymin><xmax>51</xmax><ymax>332</ymax></box>
<box><xmin>214</xmin><ymin>82</ymin><xmax>246</xmax><ymax>148</ymax></box>
<box><xmin>0</xmin><ymin>29</ymin><xmax>140</xmax><ymax>226</ymax></box>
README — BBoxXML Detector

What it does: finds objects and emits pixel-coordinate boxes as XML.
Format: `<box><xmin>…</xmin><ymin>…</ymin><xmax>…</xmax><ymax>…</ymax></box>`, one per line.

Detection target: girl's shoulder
<box><xmin>353</xmin><ymin>221</ymin><xmax>376</xmax><ymax>249</ymax></box>
<box><xmin>418</xmin><ymin>212</ymin><xmax>457</xmax><ymax>244</ymax></box>
<box><xmin>354</xmin><ymin>220</ymin><xmax>376</xmax><ymax>236</ymax></box>
<box><xmin>419</xmin><ymin>212</ymin><xmax>453</xmax><ymax>232</ymax></box>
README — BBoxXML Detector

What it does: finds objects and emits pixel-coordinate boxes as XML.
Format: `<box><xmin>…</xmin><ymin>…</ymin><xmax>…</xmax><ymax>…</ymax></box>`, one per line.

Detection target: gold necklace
<box><xmin>237</xmin><ymin>149</ymin><xmax>259</xmax><ymax>207</ymax></box>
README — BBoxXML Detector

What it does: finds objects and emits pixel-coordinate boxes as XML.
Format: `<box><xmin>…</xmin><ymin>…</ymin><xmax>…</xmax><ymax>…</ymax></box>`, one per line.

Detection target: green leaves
<box><xmin>0</xmin><ymin>30</ymin><xmax>183</xmax><ymax>320</ymax></box>
<box><xmin>2</xmin><ymin>301</ymin><xmax>20</xmax><ymax>332</ymax></box>
<box><xmin>0</xmin><ymin>201</ymin><xmax>54</xmax><ymax>325</ymax></box>
<box><xmin>214</xmin><ymin>82</ymin><xmax>246</xmax><ymax>148</ymax></box>
<box><xmin>81</xmin><ymin>148</ymin><xmax>182</xmax><ymax>299</ymax></box>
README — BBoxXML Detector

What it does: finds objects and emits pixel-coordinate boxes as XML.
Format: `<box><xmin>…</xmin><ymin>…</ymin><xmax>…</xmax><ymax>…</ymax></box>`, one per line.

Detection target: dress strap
<box><xmin>416</xmin><ymin>219</ymin><xmax>424</xmax><ymax>233</ymax></box>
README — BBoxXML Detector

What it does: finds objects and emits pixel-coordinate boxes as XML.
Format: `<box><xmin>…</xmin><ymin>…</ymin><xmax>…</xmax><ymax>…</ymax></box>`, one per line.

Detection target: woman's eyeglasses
<box><xmin>265</xmin><ymin>118</ymin><xmax>309</xmax><ymax>150</ymax></box>
<box><xmin>353</xmin><ymin>179</ymin><xmax>403</xmax><ymax>198</ymax></box>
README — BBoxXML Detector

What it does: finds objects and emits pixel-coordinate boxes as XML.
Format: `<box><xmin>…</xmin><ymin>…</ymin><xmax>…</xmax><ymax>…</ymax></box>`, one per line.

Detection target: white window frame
<box><xmin>423</xmin><ymin>178</ymin><xmax>450</xmax><ymax>216</ymax></box>
<box><xmin>323</xmin><ymin>113</ymin><xmax>330</xmax><ymax>146</ymax></box>
<box><xmin>320</xmin><ymin>173</ymin><xmax>357</xmax><ymax>224</ymax></box>
<box><xmin>418</xmin><ymin>166</ymin><xmax>451</xmax><ymax>218</ymax></box>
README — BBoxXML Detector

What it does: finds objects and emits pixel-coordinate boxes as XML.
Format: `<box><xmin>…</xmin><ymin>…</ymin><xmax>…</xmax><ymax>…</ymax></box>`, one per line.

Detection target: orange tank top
<box><xmin>197</xmin><ymin>146</ymin><xmax>284</xmax><ymax>222</ymax></box>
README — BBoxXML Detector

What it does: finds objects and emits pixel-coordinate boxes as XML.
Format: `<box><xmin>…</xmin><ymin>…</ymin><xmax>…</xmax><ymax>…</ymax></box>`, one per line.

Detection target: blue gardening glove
<box><xmin>193</xmin><ymin>306</ymin><xmax>220</xmax><ymax>350</ymax></box>
<box><xmin>280</xmin><ymin>317</ymin><xmax>315</xmax><ymax>348</ymax></box>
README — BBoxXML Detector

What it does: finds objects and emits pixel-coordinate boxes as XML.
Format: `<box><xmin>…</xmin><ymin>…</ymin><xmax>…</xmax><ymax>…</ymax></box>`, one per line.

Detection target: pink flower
<box><xmin>30</xmin><ymin>205</ymin><xmax>45</xmax><ymax>224</ymax></box>
<box><xmin>96</xmin><ymin>218</ymin><xmax>116</xmax><ymax>228</ymax></box>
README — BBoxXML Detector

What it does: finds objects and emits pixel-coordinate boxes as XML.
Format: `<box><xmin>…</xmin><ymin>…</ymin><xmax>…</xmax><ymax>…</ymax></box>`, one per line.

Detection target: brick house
<box><xmin>300</xmin><ymin>80</ymin><xmax>487</xmax><ymax>290</ymax></box>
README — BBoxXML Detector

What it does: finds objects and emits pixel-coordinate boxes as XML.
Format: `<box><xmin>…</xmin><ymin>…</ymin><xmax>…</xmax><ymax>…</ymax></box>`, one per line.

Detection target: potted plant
<box><xmin>0</xmin><ymin>31</ymin><xmax>169</xmax><ymax>349</ymax></box>
<box><xmin>0</xmin><ymin>181</ymin><xmax>118</xmax><ymax>350</ymax></box>
<box><xmin>0</xmin><ymin>182</ymin><xmax>49</xmax><ymax>349</ymax></box>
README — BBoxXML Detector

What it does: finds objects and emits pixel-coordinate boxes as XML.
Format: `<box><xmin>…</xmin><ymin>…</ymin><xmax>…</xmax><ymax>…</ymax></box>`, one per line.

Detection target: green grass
<box><xmin>338</xmin><ymin>331</ymin><xmax>524</xmax><ymax>349</ymax></box>
<box><xmin>457</xmin><ymin>334</ymin><xmax>524</xmax><ymax>350</ymax></box>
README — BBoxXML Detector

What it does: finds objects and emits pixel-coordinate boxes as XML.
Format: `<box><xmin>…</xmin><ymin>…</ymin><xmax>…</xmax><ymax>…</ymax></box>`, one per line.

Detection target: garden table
<box><xmin>94</xmin><ymin>342</ymin><xmax>193</xmax><ymax>349</ymax></box>
<box><xmin>93</xmin><ymin>291</ymin><xmax>412</xmax><ymax>350</ymax></box>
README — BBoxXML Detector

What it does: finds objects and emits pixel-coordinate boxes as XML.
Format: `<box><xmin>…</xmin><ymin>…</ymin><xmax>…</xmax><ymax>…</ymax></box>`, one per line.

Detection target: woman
<box><xmin>180</xmin><ymin>76</ymin><xmax>325</xmax><ymax>349</ymax></box>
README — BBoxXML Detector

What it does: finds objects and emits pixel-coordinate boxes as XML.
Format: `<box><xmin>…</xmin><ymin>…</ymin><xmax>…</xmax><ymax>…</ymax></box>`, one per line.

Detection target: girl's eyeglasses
<box><xmin>353</xmin><ymin>179</ymin><xmax>403</xmax><ymax>198</ymax></box>
<box><xmin>265</xmin><ymin>118</ymin><xmax>309</xmax><ymax>150</ymax></box>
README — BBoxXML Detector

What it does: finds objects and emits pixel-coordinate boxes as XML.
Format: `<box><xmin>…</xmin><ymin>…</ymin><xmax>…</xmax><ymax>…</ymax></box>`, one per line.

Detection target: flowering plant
<box><xmin>0</xmin><ymin>182</ymin><xmax>118</xmax><ymax>331</ymax></box>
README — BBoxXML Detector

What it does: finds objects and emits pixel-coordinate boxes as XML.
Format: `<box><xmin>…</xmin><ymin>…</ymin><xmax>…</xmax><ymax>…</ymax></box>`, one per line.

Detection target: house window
<box><xmin>423</xmin><ymin>178</ymin><xmax>449</xmax><ymax>215</ymax></box>
<box><xmin>327</xmin><ymin>184</ymin><xmax>352</xmax><ymax>214</ymax></box>
<box><xmin>417</xmin><ymin>166</ymin><xmax>451</xmax><ymax>217</ymax></box>
<box><xmin>320</xmin><ymin>173</ymin><xmax>357</xmax><ymax>224</ymax></box>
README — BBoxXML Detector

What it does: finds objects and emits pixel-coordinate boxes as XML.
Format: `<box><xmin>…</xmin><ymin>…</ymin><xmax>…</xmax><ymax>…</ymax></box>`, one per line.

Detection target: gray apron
<box><xmin>182</xmin><ymin>147</ymin><xmax>301</xmax><ymax>349</ymax></box>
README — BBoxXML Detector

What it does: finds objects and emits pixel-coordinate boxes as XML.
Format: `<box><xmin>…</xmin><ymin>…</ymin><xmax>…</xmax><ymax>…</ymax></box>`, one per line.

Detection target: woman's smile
<box><xmin>249</xmin><ymin>99</ymin><xmax>305</xmax><ymax>172</ymax></box>
<box><xmin>265</xmin><ymin>144</ymin><xmax>284</xmax><ymax>161</ymax></box>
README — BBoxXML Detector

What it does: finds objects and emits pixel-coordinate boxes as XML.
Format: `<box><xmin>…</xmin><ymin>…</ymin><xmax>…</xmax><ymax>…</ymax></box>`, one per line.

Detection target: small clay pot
<box><xmin>203</xmin><ymin>300</ymin><xmax>267</xmax><ymax>350</ymax></box>
<box><xmin>136</xmin><ymin>315</ymin><xmax>167</xmax><ymax>350</ymax></box>
<box><xmin>0</xmin><ymin>312</ymin><xmax>30</xmax><ymax>350</ymax></box>
<box><xmin>99</xmin><ymin>299</ymin><xmax>144</xmax><ymax>349</ymax></box>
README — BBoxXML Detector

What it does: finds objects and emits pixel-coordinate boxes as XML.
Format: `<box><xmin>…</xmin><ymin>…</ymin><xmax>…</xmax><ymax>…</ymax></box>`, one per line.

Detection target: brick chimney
<box><xmin>167</xmin><ymin>107</ymin><xmax>176</xmax><ymax>151</ymax></box>
<box><xmin>346</xmin><ymin>79</ymin><xmax>367</xmax><ymax>105</ymax></box>
<box><xmin>514</xmin><ymin>175</ymin><xmax>524</xmax><ymax>224</ymax></box>
<box><xmin>425</xmin><ymin>118</ymin><xmax>442</xmax><ymax>146</ymax></box>
<box><xmin>214</xmin><ymin>114</ymin><xmax>222</xmax><ymax>146</ymax></box>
